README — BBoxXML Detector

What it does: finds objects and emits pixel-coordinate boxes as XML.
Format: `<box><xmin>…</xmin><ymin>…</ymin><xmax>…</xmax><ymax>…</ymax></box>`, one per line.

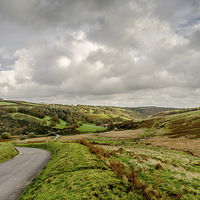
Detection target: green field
<box><xmin>43</xmin><ymin>116</ymin><xmax>68</xmax><ymax>129</ymax></box>
<box><xmin>0</xmin><ymin>102</ymin><xmax>18</xmax><ymax>106</ymax></box>
<box><xmin>42</xmin><ymin>116</ymin><xmax>50</xmax><ymax>125</ymax></box>
<box><xmin>87</xmin><ymin>113</ymin><xmax>111</xmax><ymax>119</ymax></box>
<box><xmin>21</xmin><ymin>102</ymin><xmax>42</xmax><ymax>106</ymax></box>
<box><xmin>77</xmin><ymin>123</ymin><xmax>107</xmax><ymax>132</ymax></box>
<box><xmin>54</xmin><ymin>119</ymin><xmax>68</xmax><ymax>129</ymax></box>
<box><xmin>4</xmin><ymin>106</ymin><xmax>20</xmax><ymax>109</ymax></box>
<box><xmin>11</xmin><ymin>112</ymin><xmax>42</xmax><ymax>120</ymax></box>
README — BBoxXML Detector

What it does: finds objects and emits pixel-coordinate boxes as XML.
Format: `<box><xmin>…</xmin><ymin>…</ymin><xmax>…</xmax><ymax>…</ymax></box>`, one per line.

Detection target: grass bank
<box><xmin>18</xmin><ymin>142</ymin><xmax>141</xmax><ymax>199</ymax></box>
<box><xmin>0</xmin><ymin>142</ymin><xmax>18</xmax><ymax>163</ymax></box>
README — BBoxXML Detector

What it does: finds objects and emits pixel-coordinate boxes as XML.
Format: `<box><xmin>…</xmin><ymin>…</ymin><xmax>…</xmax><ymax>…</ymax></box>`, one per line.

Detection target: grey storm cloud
<box><xmin>0</xmin><ymin>0</ymin><xmax>200</xmax><ymax>107</ymax></box>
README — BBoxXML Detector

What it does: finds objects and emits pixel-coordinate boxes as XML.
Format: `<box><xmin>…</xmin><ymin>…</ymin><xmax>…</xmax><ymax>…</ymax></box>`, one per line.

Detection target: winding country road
<box><xmin>0</xmin><ymin>147</ymin><xmax>51</xmax><ymax>200</ymax></box>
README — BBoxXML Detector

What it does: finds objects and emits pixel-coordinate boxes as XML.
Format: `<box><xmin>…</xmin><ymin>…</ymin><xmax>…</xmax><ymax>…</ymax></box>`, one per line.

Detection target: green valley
<box><xmin>1</xmin><ymin>100</ymin><xmax>200</xmax><ymax>199</ymax></box>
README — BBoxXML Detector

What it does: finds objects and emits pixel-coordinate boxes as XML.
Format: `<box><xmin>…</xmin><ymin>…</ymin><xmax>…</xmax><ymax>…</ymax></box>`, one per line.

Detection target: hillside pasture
<box><xmin>54</xmin><ymin>119</ymin><xmax>68</xmax><ymax>129</ymax></box>
<box><xmin>21</xmin><ymin>102</ymin><xmax>42</xmax><ymax>106</ymax></box>
<box><xmin>77</xmin><ymin>123</ymin><xmax>107</xmax><ymax>132</ymax></box>
<box><xmin>87</xmin><ymin>113</ymin><xmax>111</xmax><ymax>119</ymax></box>
<box><xmin>0</xmin><ymin>102</ymin><xmax>18</xmax><ymax>106</ymax></box>
<box><xmin>3</xmin><ymin>106</ymin><xmax>20</xmax><ymax>110</ymax></box>
<box><xmin>11</xmin><ymin>112</ymin><xmax>43</xmax><ymax>121</ymax></box>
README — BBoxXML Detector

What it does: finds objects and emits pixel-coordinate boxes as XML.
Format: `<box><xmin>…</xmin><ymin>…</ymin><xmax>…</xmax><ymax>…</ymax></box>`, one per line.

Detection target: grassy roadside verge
<box><xmin>0</xmin><ymin>142</ymin><xmax>18</xmax><ymax>163</ymax></box>
<box><xmin>17</xmin><ymin>142</ymin><xmax>141</xmax><ymax>200</ymax></box>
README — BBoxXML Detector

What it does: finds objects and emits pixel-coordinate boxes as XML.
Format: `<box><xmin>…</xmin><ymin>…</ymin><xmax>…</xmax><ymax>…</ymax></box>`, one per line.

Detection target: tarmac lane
<box><xmin>0</xmin><ymin>147</ymin><xmax>51</xmax><ymax>200</ymax></box>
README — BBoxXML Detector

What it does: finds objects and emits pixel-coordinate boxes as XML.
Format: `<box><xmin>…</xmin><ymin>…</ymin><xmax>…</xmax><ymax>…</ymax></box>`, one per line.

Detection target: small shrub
<box><xmin>28</xmin><ymin>132</ymin><xmax>36</xmax><ymax>138</ymax></box>
<box><xmin>107</xmin><ymin>122</ymin><xmax>115</xmax><ymax>130</ymax></box>
<box><xmin>1</xmin><ymin>132</ymin><xmax>11</xmax><ymax>139</ymax></box>
<box><xmin>20</xmin><ymin>135</ymin><xmax>27</xmax><ymax>140</ymax></box>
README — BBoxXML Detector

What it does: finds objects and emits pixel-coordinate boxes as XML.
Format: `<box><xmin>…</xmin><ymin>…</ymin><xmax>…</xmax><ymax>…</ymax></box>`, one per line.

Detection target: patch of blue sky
<box><xmin>0</xmin><ymin>58</ymin><xmax>16</xmax><ymax>71</ymax></box>
<box><xmin>169</xmin><ymin>0</ymin><xmax>199</xmax><ymax>28</ymax></box>
<box><xmin>178</xmin><ymin>17</ymin><xmax>200</xmax><ymax>28</ymax></box>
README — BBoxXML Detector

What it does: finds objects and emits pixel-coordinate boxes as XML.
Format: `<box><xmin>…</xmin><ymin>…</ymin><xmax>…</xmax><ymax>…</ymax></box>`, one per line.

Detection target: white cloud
<box><xmin>0</xmin><ymin>0</ymin><xmax>200</xmax><ymax>107</ymax></box>
<box><xmin>57</xmin><ymin>57</ymin><xmax>71</xmax><ymax>68</ymax></box>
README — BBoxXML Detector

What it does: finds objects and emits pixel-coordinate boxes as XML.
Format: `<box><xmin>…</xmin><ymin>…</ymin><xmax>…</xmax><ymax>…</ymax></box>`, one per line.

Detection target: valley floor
<box><xmin>16</xmin><ymin>129</ymin><xmax>200</xmax><ymax>158</ymax></box>
<box><xmin>139</xmin><ymin>136</ymin><xmax>200</xmax><ymax>157</ymax></box>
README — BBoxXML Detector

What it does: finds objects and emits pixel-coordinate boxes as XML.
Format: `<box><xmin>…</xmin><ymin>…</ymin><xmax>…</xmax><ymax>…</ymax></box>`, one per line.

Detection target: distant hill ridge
<box><xmin>123</xmin><ymin>106</ymin><xmax>179</xmax><ymax>118</ymax></box>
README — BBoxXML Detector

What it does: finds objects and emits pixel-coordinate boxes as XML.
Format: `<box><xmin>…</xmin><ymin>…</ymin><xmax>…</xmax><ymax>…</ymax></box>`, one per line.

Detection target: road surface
<box><xmin>0</xmin><ymin>147</ymin><xmax>51</xmax><ymax>200</ymax></box>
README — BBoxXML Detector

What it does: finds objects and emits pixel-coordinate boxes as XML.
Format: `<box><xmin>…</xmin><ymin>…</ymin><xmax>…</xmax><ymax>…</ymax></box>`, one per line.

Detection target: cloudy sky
<box><xmin>0</xmin><ymin>0</ymin><xmax>200</xmax><ymax>107</ymax></box>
